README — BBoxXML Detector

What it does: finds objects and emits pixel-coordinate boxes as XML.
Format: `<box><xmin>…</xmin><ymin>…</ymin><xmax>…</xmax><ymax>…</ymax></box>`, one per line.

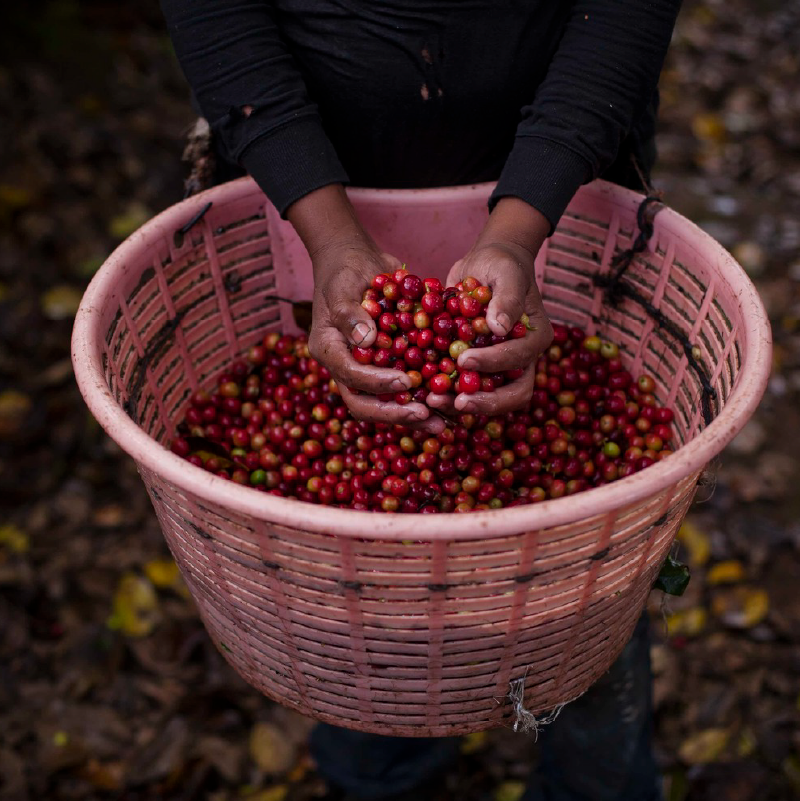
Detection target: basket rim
<box><xmin>71</xmin><ymin>177</ymin><xmax>773</xmax><ymax>541</ymax></box>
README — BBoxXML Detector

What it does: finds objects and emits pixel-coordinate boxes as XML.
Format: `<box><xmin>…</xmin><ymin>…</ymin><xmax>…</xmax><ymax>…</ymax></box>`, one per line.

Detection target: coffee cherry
<box><xmin>429</xmin><ymin>374</ymin><xmax>452</xmax><ymax>394</ymax></box>
<box><xmin>457</xmin><ymin>371</ymin><xmax>481</xmax><ymax>394</ymax></box>
<box><xmin>400</xmin><ymin>274</ymin><xmax>424</xmax><ymax>300</ymax></box>
<box><xmin>175</xmin><ymin>292</ymin><xmax>677</xmax><ymax>511</ymax></box>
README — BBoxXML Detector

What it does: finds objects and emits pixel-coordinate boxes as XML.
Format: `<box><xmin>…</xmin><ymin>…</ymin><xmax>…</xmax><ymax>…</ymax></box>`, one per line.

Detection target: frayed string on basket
<box><xmin>507</xmin><ymin>674</ymin><xmax>567</xmax><ymax>737</ymax></box>
<box><xmin>592</xmin><ymin>186</ymin><xmax>717</xmax><ymax>428</ymax></box>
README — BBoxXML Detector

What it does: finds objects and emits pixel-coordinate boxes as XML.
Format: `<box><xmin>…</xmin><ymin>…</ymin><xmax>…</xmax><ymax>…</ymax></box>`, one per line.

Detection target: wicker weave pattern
<box><xmin>72</xmin><ymin>178</ymin><xmax>771</xmax><ymax>735</ymax></box>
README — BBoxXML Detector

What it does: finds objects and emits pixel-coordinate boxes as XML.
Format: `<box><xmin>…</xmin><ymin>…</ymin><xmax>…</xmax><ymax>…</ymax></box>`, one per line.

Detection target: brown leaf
<box><xmin>193</xmin><ymin>735</ymin><xmax>245</xmax><ymax>783</ymax></box>
<box><xmin>125</xmin><ymin>717</ymin><xmax>191</xmax><ymax>786</ymax></box>
<box><xmin>77</xmin><ymin>759</ymin><xmax>124</xmax><ymax>792</ymax></box>
<box><xmin>0</xmin><ymin>391</ymin><xmax>32</xmax><ymax>438</ymax></box>
<box><xmin>0</xmin><ymin>748</ymin><xmax>28</xmax><ymax>801</ymax></box>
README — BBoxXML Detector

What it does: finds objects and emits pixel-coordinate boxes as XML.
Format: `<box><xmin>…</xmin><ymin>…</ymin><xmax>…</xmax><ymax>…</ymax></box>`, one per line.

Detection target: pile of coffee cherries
<box><xmin>170</xmin><ymin>321</ymin><xmax>677</xmax><ymax>513</ymax></box>
<box><xmin>355</xmin><ymin>269</ymin><xmax>532</xmax><ymax>404</ymax></box>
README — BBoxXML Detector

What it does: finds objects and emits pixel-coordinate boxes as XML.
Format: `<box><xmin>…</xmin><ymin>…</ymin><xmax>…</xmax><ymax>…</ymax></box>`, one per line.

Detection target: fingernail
<box><xmin>497</xmin><ymin>313</ymin><xmax>511</xmax><ymax>333</ymax></box>
<box><xmin>392</xmin><ymin>378</ymin><xmax>409</xmax><ymax>391</ymax></box>
<box><xmin>459</xmin><ymin>357</ymin><xmax>474</xmax><ymax>369</ymax></box>
<box><xmin>352</xmin><ymin>323</ymin><xmax>370</xmax><ymax>344</ymax></box>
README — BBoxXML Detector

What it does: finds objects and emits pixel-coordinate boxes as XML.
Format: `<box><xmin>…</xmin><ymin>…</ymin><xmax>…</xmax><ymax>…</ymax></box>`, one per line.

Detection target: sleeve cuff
<box><xmin>489</xmin><ymin>137</ymin><xmax>593</xmax><ymax>232</ymax></box>
<box><xmin>240</xmin><ymin>117</ymin><xmax>350</xmax><ymax>217</ymax></box>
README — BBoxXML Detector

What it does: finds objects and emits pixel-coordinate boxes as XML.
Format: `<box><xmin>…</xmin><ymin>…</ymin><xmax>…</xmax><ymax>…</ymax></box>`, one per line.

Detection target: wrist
<box><xmin>477</xmin><ymin>197</ymin><xmax>550</xmax><ymax>261</ymax></box>
<box><xmin>286</xmin><ymin>184</ymin><xmax>374</xmax><ymax>263</ymax></box>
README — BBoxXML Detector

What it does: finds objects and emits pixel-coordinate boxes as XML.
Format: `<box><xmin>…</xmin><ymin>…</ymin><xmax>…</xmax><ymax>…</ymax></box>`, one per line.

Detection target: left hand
<box><xmin>427</xmin><ymin>198</ymin><xmax>554</xmax><ymax>416</ymax></box>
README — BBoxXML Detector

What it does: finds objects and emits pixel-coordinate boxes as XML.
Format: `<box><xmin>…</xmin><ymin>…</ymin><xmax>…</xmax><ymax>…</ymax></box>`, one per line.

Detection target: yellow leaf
<box><xmin>676</xmin><ymin>521</ymin><xmax>710</xmax><ymax>567</ymax></box>
<box><xmin>0</xmin><ymin>390</ymin><xmax>32</xmax><ymax>437</ymax></box>
<box><xmin>692</xmin><ymin>113</ymin><xmax>727</xmax><ymax>144</ymax></box>
<box><xmin>707</xmin><ymin>560</ymin><xmax>746</xmax><ymax>586</ymax></box>
<box><xmin>53</xmin><ymin>731</ymin><xmax>70</xmax><ymax>747</ymax></box>
<box><xmin>736</xmin><ymin>728</ymin><xmax>757</xmax><ymax>758</ymax></box>
<box><xmin>0</xmin><ymin>524</ymin><xmax>29</xmax><ymax>554</ymax></box>
<box><xmin>711</xmin><ymin>586</ymin><xmax>769</xmax><ymax>629</ymax></box>
<box><xmin>494</xmin><ymin>781</ymin><xmax>525</xmax><ymax>801</ymax></box>
<box><xmin>109</xmin><ymin>203</ymin><xmax>150</xmax><ymax>240</ymax></box>
<box><xmin>241</xmin><ymin>786</ymin><xmax>288</xmax><ymax>801</ymax></box>
<box><xmin>461</xmin><ymin>730</ymin><xmax>489</xmax><ymax>755</ymax></box>
<box><xmin>41</xmin><ymin>285</ymin><xmax>83</xmax><ymax>320</ymax></box>
<box><xmin>666</xmin><ymin>607</ymin><xmax>707</xmax><ymax>638</ymax></box>
<box><xmin>108</xmin><ymin>573</ymin><xmax>159</xmax><ymax>638</ymax></box>
<box><xmin>784</xmin><ymin>755</ymin><xmax>800</xmax><ymax>793</ymax></box>
<box><xmin>690</xmin><ymin>5</ymin><xmax>715</xmax><ymax>25</ymax></box>
<box><xmin>285</xmin><ymin>755</ymin><xmax>310</xmax><ymax>783</ymax></box>
<box><xmin>249</xmin><ymin>723</ymin><xmax>296</xmax><ymax>775</ymax></box>
<box><xmin>144</xmin><ymin>558</ymin><xmax>181</xmax><ymax>589</ymax></box>
<box><xmin>678</xmin><ymin>728</ymin><xmax>730</xmax><ymax>765</ymax></box>
<box><xmin>0</xmin><ymin>184</ymin><xmax>32</xmax><ymax>211</ymax></box>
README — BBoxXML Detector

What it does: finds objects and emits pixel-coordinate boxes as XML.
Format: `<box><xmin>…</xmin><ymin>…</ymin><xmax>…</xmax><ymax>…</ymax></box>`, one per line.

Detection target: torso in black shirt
<box><xmin>271</xmin><ymin>0</ymin><xmax>570</xmax><ymax>188</ymax></box>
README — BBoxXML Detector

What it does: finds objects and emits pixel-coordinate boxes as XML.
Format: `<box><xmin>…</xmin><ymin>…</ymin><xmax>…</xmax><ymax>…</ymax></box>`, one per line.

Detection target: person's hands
<box><xmin>288</xmin><ymin>185</ymin><xmax>444</xmax><ymax>433</ymax></box>
<box><xmin>427</xmin><ymin>198</ymin><xmax>554</xmax><ymax>416</ymax></box>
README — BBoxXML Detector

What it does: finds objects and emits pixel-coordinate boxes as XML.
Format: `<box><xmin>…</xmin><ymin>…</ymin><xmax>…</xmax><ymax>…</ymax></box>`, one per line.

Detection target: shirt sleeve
<box><xmin>160</xmin><ymin>0</ymin><xmax>349</xmax><ymax>215</ymax></box>
<box><xmin>490</xmin><ymin>0</ymin><xmax>682</xmax><ymax>229</ymax></box>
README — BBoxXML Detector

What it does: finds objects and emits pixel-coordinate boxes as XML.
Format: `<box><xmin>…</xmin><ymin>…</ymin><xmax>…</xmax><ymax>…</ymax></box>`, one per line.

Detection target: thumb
<box><xmin>486</xmin><ymin>262</ymin><xmax>526</xmax><ymax>337</ymax></box>
<box><xmin>328</xmin><ymin>285</ymin><xmax>377</xmax><ymax>347</ymax></box>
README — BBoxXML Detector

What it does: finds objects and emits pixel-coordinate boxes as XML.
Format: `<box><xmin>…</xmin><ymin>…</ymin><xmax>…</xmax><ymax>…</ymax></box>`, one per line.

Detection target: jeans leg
<box><xmin>523</xmin><ymin>613</ymin><xmax>662</xmax><ymax>801</ymax></box>
<box><xmin>310</xmin><ymin>723</ymin><xmax>460</xmax><ymax>800</ymax></box>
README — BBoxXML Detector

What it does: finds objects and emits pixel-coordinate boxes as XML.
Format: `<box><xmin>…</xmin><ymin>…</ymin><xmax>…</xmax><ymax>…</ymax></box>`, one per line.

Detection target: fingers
<box><xmin>338</xmin><ymin>385</ymin><xmax>446</xmax><ymax>434</ymax></box>
<box><xmin>425</xmin><ymin>391</ymin><xmax>456</xmax><ymax>415</ymax></box>
<box><xmin>484</xmin><ymin>259</ymin><xmax>527</xmax><ymax>337</ymax></box>
<box><xmin>310</xmin><ymin>334</ymin><xmax>411</xmax><ymax>394</ymax></box>
<box><xmin>325</xmin><ymin>282</ymin><xmax>378</xmax><ymax>347</ymax></box>
<box><xmin>380</xmin><ymin>252</ymin><xmax>404</xmax><ymax>271</ymax></box>
<box><xmin>453</xmin><ymin>363</ymin><xmax>536</xmax><ymax>415</ymax></box>
<box><xmin>457</xmin><ymin>307</ymin><xmax>553</xmax><ymax>373</ymax></box>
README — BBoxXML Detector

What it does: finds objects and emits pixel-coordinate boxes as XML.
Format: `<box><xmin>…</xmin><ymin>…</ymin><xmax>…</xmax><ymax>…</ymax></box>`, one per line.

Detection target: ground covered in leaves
<box><xmin>2</xmin><ymin>1</ymin><xmax>800</xmax><ymax>799</ymax></box>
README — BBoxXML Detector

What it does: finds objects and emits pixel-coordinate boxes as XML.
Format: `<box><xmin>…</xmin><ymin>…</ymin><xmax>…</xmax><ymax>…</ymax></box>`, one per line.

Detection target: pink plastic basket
<box><xmin>71</xmin><ymin>178</ymin><xmax>771</xmax><ymax>736</ymax></box>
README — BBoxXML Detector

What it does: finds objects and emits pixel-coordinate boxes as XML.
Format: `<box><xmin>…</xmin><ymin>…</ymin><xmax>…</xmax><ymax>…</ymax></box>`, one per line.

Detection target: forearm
<box><xmin>476</xmin><ymin>198</ymin><xmax>551</xmax><ymax>261</ymax></box>
<box><xmin>491</xmin><ymin>0</ymin><xmax>682</xmax><ymax>228</ymax></box>
<box><xmin>160</xmin><ymin>0</ymin><xmax>348</xmax><ymax>214</ymax></box>
<box><xmin>286</xmin><ymin>185</ymin><xmax>372</xmax><ymax>269</ymax></box>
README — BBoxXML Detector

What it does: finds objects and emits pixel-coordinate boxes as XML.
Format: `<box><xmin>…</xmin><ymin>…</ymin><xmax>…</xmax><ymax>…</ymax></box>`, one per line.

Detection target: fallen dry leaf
<box><xmin>677</xmin><ymin>520</ymin><xmax>711</xmax><ymax>567</ymax></box>
<box><xmin>40</xmin><ymin>285</ymin><xmax>83</xmax><ymax>320</ymax></box>
<box><xmin>678</xmin><ymin>728</ymin><xmax>731</xmax><ymax>765</ymax></box>
<box><xmin>707</xmin><ymin>560</ymin><xmax>747</xmax><ymax>586</ymax></box>
<box><xmin>107</xmin><ymin>573</ymin><xmax>160</xmax><ymax>637</ymax></box>
<box><xmin>241</xmin><ymin>786</ymin><xmax>288</xmax><ymax>801</ymax></box>
<box><xmin>0</xmin><ymin>524</ymin><xmax>29</xmax><ymax>554</ymax></box>
<box><xmin>0</xmin><ymin>390</ymin><xmax>32</xmax><ymax>438</ymax></box>
<box><xmin>667</xmin><ymin>607</ymin><xmax>708</xmax><ymax>638</ymax></box>
<box><xmin>461</xmin><ymin>730</ymin><xmax>489</xmax><ymax>755</ymax></box>
<box><xmin>144</xmin><ymin>558</ymin><xmax>181</xmax><ymax>589</ymax></box>
<box><xmin>712</xmin><ymin>586</ymin><xmax>770</xmax><ymax>629</ymax></box>
<box><xmin>249</xmin><ymin>722</ymin><xmax>296</xmax><ymax>775</ymax></box>
<box><xmin>494</xmin><ymin>780</ymin><xmax>526</xmax><ymax>801</ymax></box>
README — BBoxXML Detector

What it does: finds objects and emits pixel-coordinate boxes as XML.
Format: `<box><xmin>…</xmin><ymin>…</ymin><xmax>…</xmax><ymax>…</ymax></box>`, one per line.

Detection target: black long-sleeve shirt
<box><xmin>161</xmin><ymin>0</ymin><xmax>681</xmax><ymax>227</ymax></box>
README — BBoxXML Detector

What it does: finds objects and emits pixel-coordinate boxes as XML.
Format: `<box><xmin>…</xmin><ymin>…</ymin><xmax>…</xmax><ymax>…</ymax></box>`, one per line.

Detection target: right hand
<box><xmin>290</xmin><ymin>188</ymin><xmax>444</xmax><ymax>432</ymax></box>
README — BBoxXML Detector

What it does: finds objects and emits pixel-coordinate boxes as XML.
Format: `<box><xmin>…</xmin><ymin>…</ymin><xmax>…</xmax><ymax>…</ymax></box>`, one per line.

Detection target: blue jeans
<box><xmin>310</xmin><ymin>614</ymin><xmax>661</xmax><ymax>801</ymax></box>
